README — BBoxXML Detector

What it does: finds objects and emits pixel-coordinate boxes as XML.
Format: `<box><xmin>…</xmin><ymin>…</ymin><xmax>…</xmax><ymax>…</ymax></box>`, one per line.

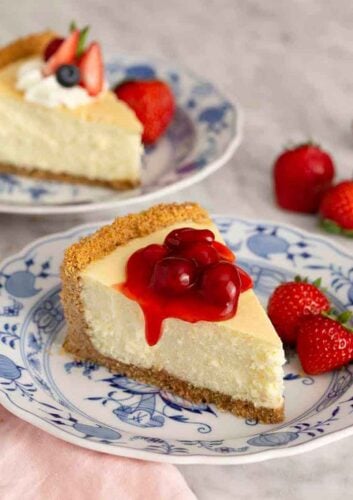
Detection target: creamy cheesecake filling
<box><xmin>83</xmin><ymin>222</ymin><xmax>282</xmax><ymax>347</ymax></box>
<box><xmin>0</xmin><ymin>57</ymin><xmax>143</xmax><ymax>183</ymax></box>
<box><xmin>80</xmin><ymin>222</ymin><xmax>285</xmax><ymax>409</ymax></box>
<box><xmin>0</xmin><ymin>96</ymin><xmax>143</xmax><ymax>183</ymax></box>
<box><xmin>0</xmin><ymin>95</ymin><xmax>141</xmax><ymax>182</ymax></box>
<box><xmin>82</xmin><ymin>278</ymin><xmax>284</xmax><ymax>408</ymax></box>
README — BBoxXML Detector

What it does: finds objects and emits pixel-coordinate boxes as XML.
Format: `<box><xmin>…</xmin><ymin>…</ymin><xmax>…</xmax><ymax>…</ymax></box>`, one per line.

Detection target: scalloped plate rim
<box><xmin>2</xmin><ymin>392</ymin><xmax>353</xmax><ymax>465</ymax></box>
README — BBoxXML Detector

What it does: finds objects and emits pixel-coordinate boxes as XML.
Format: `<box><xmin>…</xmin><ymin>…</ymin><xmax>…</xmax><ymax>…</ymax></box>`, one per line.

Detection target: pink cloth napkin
<box><xmin>0</xmin><ymin>405</ymin><xmax>195</xmax><ymax>500</ymax></box>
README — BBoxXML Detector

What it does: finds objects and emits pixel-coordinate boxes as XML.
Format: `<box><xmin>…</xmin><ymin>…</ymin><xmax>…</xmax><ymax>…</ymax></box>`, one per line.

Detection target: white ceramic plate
<box><xmin>0</xmin><ymin>56</ymin><xmax>241</xmax><ymax>215</ymax></box>
<box><xmin>0</xmin><ymin>216</ymin><xmax>352</xmax><ymax>464</ymax></box>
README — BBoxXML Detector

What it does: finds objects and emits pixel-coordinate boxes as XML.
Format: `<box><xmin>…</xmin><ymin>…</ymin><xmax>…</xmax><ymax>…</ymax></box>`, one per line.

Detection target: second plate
<box><xmin>0</xmin><ymin>55</ymin><xmax>241</xmax><ymax>215</ymax></box>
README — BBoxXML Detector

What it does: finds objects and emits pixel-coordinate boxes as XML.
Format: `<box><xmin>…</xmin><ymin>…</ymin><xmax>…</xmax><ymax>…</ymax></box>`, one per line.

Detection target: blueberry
<box><xmin>55</xmin><ymin>64</ymin><xmax>80</xmax><ymax>88</ymax></box>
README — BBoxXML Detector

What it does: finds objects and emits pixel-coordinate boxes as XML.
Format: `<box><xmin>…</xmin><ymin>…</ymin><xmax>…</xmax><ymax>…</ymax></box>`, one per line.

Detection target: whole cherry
<box><xmin>150</xmin><ymin>256</ymin><xmax>197</xmax><ymax>295</ymax></box>
<box><xmin>140</xmin><ymin>244</ymin><xmax>169</xmax><ymax>267</ymax></box>
<box><xmin>179</xmin><ymin>241</ymin><xmax>219</xmax><ymax>266</ymax></box>
<box><xmin>201</xmin><ymin>262</ymin><xmax>241</xmax><ymax>310</ymax></box>
<box><xmin>165</xmin><ymin>227</ymin><xmax>214</xmax><ymax>249</ymax></box>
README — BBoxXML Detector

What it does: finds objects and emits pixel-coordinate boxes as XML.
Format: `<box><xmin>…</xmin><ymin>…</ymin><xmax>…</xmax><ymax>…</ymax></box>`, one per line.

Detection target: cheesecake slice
<box><xmin>61</xmin><ymin>203</ymin><xmax>285</xmax><ymax>423</ymax></box>
<box><xmin>0</xmin><ymin>31</ymin><xmax>143</xmax><ymax>190</ymax></box>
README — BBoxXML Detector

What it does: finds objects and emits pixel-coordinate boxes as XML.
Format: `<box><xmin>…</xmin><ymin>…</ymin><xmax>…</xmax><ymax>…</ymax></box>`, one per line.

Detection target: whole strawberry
<box><xmin>273</xmin><ymin>143</ymin><xmax>335</xmax><ymax>213</ymax></box>
<box><xmin>319</xmin><ymin>180</ymin><xmax>353</xmax><ymax>237</ymax></box>
<box><xmin>114</xmin><ymin>80</ymin><xmax>175</xmax><ymax>144</ymax></box>
<box><xmin>297</xmin><ymin>312</ymin><xmax>353</xmax><ymax>375</ymax></box>
<box><xmin>267</xmin><ymin>278</ymin><xmax>330</xmax><ymax>344</ymax></box>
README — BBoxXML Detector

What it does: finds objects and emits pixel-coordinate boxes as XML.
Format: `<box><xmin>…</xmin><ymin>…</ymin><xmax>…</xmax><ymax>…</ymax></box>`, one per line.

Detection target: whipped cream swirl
<box><xmin>16</xmin><ymin>58</ymin><xmax>96</xmax><ymax>109</ymax></box>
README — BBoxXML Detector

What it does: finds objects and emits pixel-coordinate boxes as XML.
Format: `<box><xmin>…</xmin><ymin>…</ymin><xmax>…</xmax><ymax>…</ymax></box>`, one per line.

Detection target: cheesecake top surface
<box><xmin>62</xmin><ymin>204</ymin><xmax>210</xmax><ymax>272</ymax></box>
<box><xmin>0</xmin><ymin>32</ymin><xmax>142</xmax><ymax>132</ymax></box>
<box><xmin>82</xmin><ymin>220</ymin><xmax>282</xmax><ymax>348</ymax></box>
<box><xmin>61</xmin><ymin>203</ymin><xmax>282</xmax><ymax>349</ymax></box>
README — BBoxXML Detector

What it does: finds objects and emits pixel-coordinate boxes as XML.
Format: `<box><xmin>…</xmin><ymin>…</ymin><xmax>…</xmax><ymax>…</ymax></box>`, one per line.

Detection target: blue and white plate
<box><xmin>0</xmin><ymin>56</ymin><xmax>241</xmax><ymax>215</ymax></box>
<box><xmin>0</xmin><ymin>217</ymin><xmax>352</xmax><ymax>464</ymax></box>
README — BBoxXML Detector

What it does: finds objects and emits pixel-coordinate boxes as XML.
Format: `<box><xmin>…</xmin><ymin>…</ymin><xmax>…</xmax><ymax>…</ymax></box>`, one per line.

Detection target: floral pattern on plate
<box><xmin>0</xmin><ymin>217</ymin><xmax>352</xmax><ymax>463</ymax></box>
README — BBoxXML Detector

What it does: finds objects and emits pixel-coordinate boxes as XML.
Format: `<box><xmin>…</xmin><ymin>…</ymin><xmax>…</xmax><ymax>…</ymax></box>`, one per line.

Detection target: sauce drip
<box><xmin>116</xmin><ymin>228</ymin><xmax>252</xmax><ymax>346</ymax></box>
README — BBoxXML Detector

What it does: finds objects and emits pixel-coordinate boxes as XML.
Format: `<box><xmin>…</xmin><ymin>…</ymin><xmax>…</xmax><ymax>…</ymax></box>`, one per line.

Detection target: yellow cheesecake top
<box><xmin>82</xmin><ymin>221</ymin><xmax>282</xmax><ymax>348</ymax></box>
<box><xmin>0</xmin><ymin>32</ymin><xmax>142</xmax><ymax>132</ymax></box>
<box><xmin>0</xmin><ymin>56</ymin><xmax>142</xmax><ymax>132</ymax></box>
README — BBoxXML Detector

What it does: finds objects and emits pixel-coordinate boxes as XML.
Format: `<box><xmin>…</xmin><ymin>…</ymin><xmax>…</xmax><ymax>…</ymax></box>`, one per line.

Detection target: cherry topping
<box><xmin>237</xmin><ymin>266</ymin><xmax>253</xmax><ymax>292</ymax></box>
<box><xmin>212</xmin><ymin>241</ymin><xmax>235</xmax><ymax>262</ymax></box>
<box><xmin>179</xmin><ymin>241</ymin><xmax>219</xmax><ymax>266</ymax></box>
<box><xmin>44</xmin><ymin>37</ymin><xmax>64</xmax><ymax>62</ymax></box>
<box><xmin>140</xmin><ymin>244</ymin><xmax>168</xmax><ymax>267</ymax></box>
<box><xmin>201</xmin><ymin>262</ymin><xmax>241</xmax><ymax>308</ymax></box>
<box><xmin>118</xmin><ymin>226</ymin><xmax>253</xmax><ymax>346</ymax></box>
<box><xmin>150</xmin><ymin>257</ymin><xmax>197</xmax><ymax>294</ymax></box>
<box><xmin>165</xmin><ymin>227</ymin><xmax>214</xmax><ymax>249</ymax></box>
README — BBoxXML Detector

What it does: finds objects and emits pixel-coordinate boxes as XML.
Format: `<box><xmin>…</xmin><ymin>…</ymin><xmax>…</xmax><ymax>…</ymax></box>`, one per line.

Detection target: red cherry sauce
<box><xmin>115</xmin><ymin>228</ymin><xmax>252</xmax><ymax>346</ymax></box>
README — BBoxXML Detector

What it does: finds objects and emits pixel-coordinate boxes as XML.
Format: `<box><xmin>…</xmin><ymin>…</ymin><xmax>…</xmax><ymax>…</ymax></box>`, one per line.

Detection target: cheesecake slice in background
<box><xmin>0</xmin><ymin>30</ymin><xmax>143</xmax><ymax>190</ymax></box>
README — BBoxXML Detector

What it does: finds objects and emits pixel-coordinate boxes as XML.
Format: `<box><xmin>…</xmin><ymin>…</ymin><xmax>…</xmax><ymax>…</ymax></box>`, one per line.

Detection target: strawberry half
<box><xmin>78</xmin><ymin>42</ymin><xmax>104</xmax><ymax>96</ymax></box>
<box><xmin>43</xmin><ymin>30</ymin><xmax>80</xmax><ymax>76</ymax></box>
<box><xmin>297</xmin><ymin>312</ymin><xmax>353</xmax><ymax>374</ymax></box>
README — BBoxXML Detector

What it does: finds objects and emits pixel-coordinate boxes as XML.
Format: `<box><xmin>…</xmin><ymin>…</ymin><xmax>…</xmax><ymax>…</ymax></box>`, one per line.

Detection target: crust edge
<box><xmin>64</xmin><ymin>333</ymin><xmax>284</xmax><ymax>424</ymax></box>
<box><xmin>0</xmin><ymin>31</ymin><xmax>57</xmax><ymax>69</ymax></box>
<box><xmin>61</xmin><ymin>202</ymin><xmax>210</xmax><ymax>277</ymax></box>
<box><xmin>0</xmin><ymin>162</ymin><xmax>139</xmax><ymax>191</ymax></box>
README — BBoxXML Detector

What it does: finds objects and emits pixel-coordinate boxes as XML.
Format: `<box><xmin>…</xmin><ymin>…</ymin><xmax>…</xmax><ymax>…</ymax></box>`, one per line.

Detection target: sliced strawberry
<box><xmin>78</xmin><ymin>42</ymin><xmax>104</xmax><ymax>96</ymax></box>
<box><xmin>43</xmin><ymin>30</ymin><xmax>80</xmax><ymax>76</ymax></box>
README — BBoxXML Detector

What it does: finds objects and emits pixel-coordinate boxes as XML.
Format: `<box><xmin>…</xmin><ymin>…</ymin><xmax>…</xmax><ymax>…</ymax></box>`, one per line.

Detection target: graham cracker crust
<box><xmin>61</xmin><ymin>202</ymin><xmax>210</xmax><ymax>276</ymax></box>
<box><xmin>61</xmin><ymin>203</ymin><xmax>284</xmax><ymax>424</ymax></box>
<box><xmin>64</xmin><ymin>335</ymin><xmax>284</xmax><ymax>424</ymax></box>
<box><xmin>0</xmin><ymin>162</ymin><xmax>138</xmax><ymax>191</ymax></box>
<box><xmin>0</xmin><ymin>31</ymin><xmax>56</xmax><ymax>69</ymax></box>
